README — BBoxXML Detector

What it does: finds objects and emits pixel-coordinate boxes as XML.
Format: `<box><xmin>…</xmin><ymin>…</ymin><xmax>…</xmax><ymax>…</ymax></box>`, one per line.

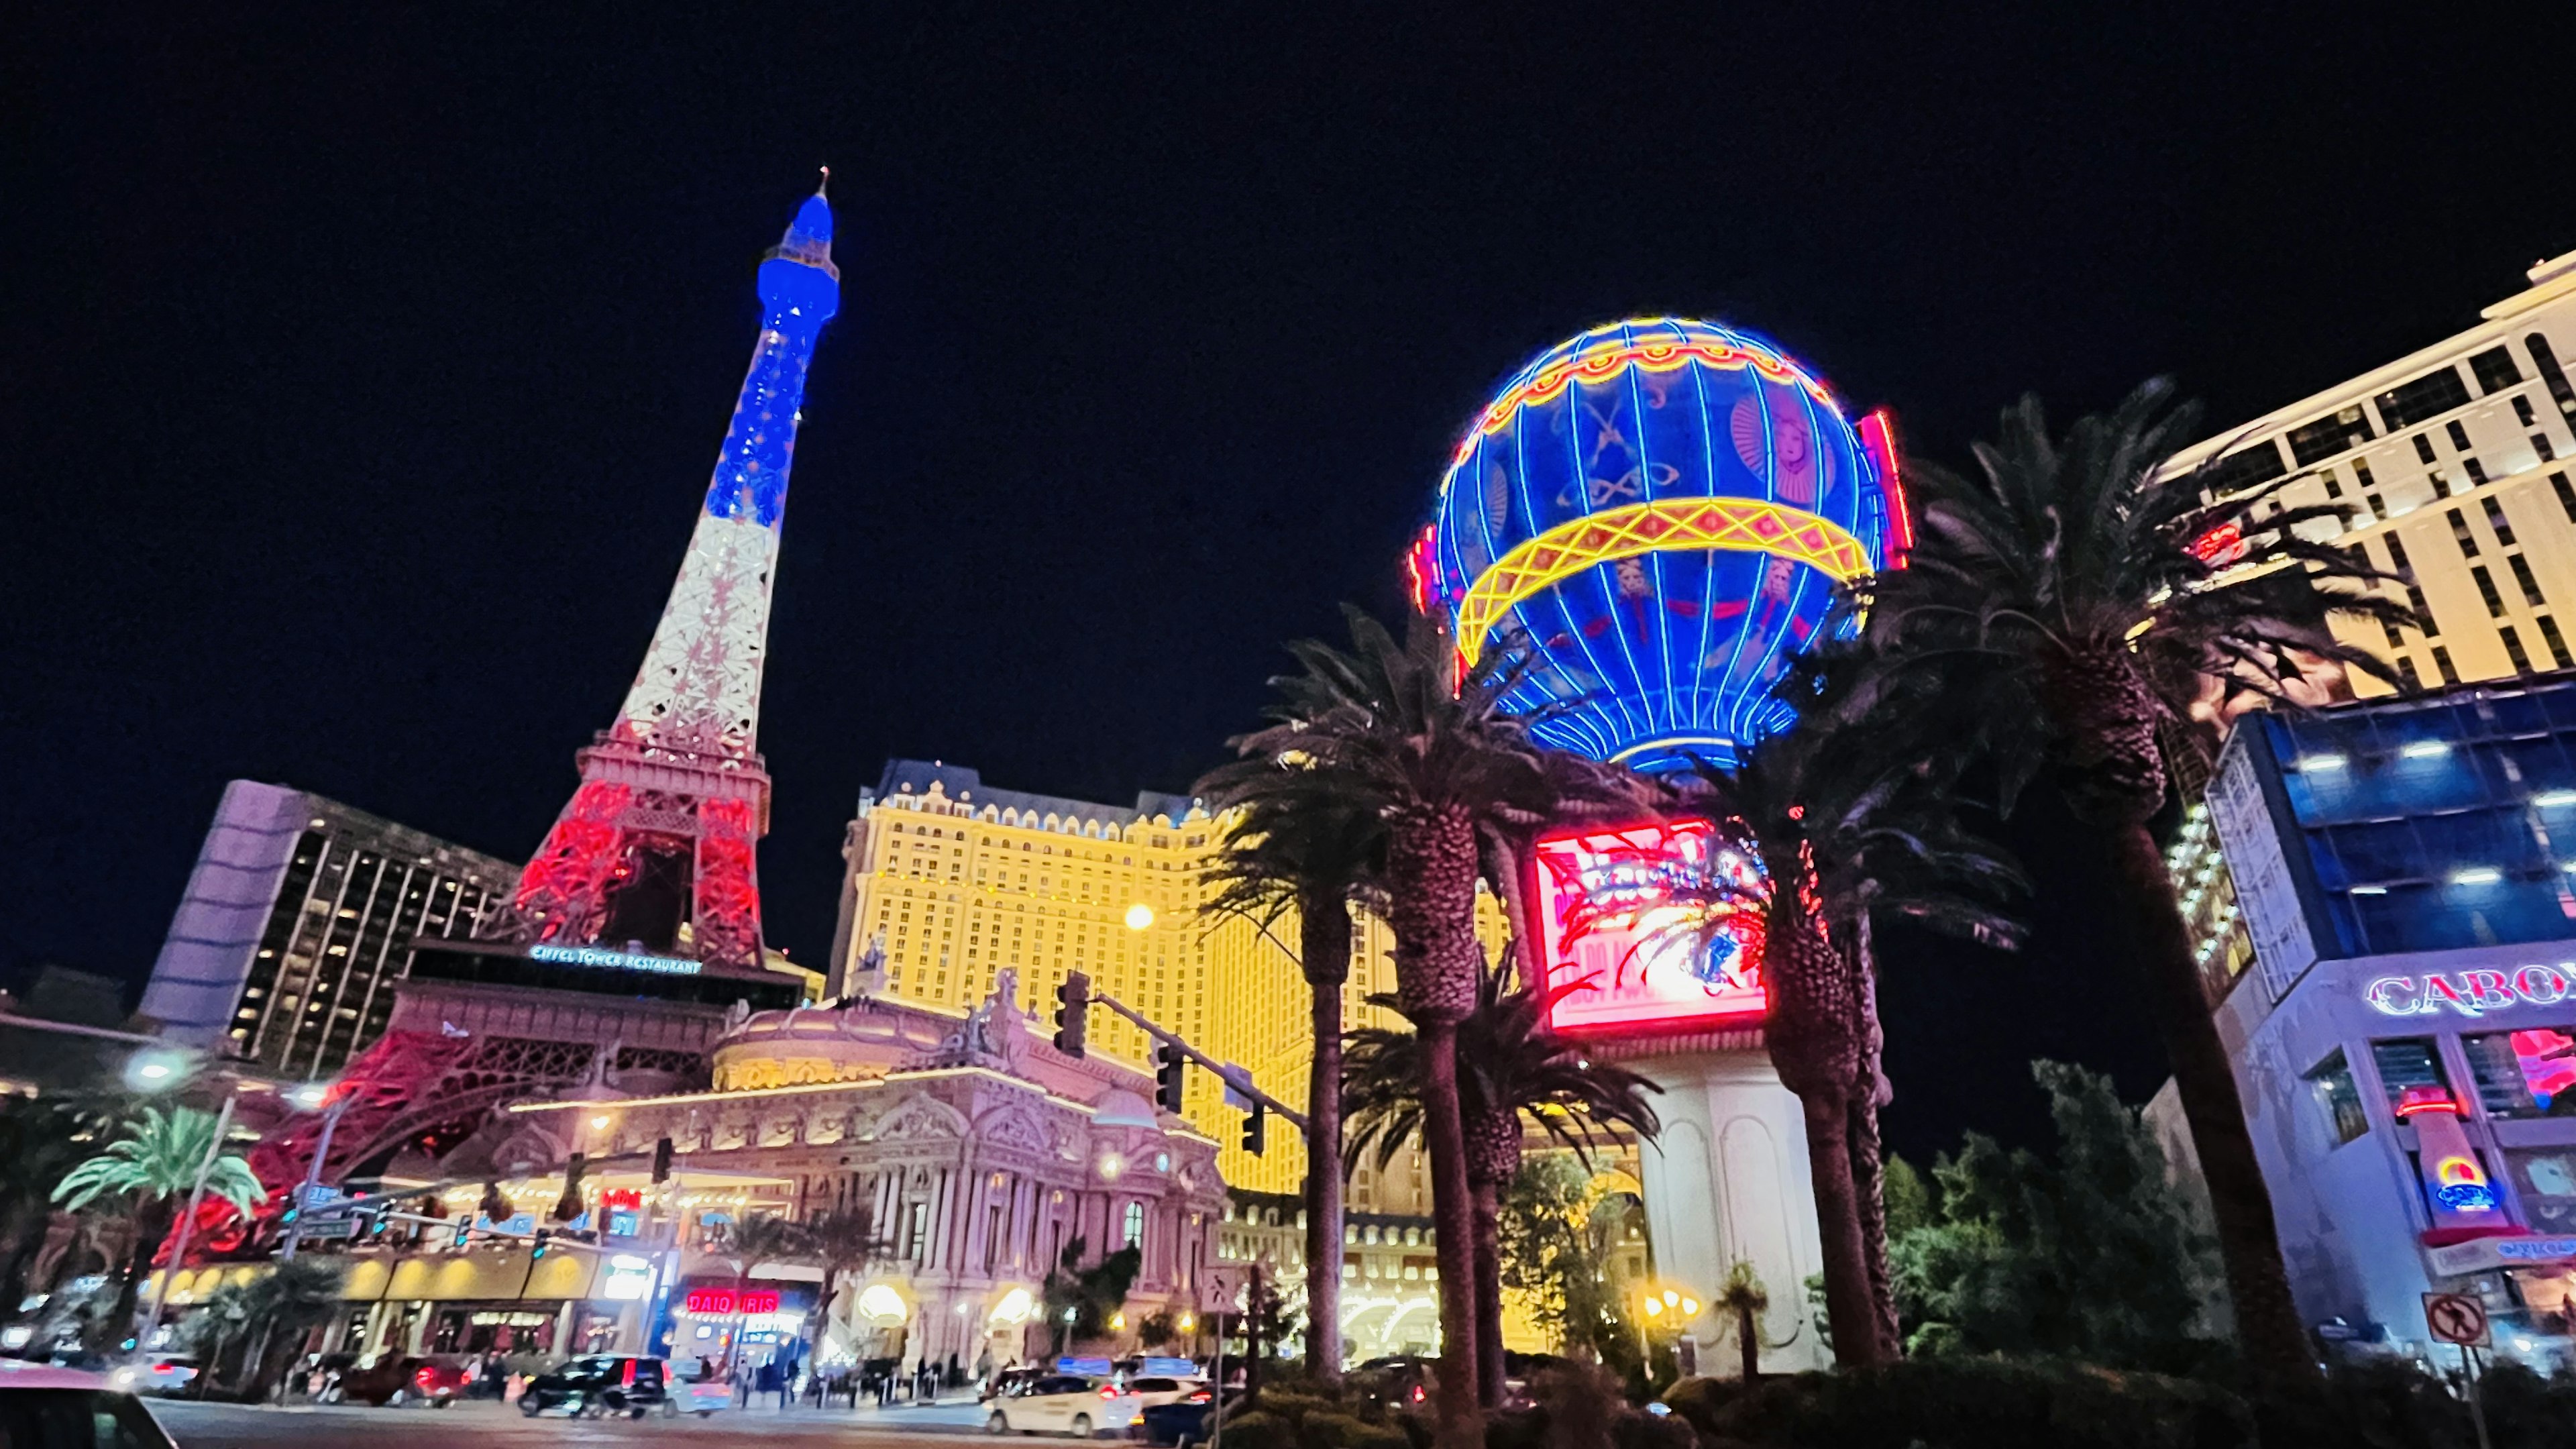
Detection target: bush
<box><xmin>1257</xmin><ymin>1387</ymin><xmax>1340</xmax><ymax>1427</ymax></box>
<box><xmin>1658</xmin><ymin>1375</ymin><xmax>1750</xmax><ymax>1440</ymax></box>
<box><xmin>2231</xmin><ymin>1358</ymin><xmax>2576</xmax><ymax>1449</ymax></box>
<box><xmin>1220</xmin><ymin>1409</ymin><xmax>1299</xmax><ymax>1449</ymax></box>
<box><xmin>1306</xmin><ymin>1409</ymin><xmax>1410</xmax><ymax>1449</ymax></box>
<box><xmin>1705</xmin><ymin>1357</ymin><xmax>2254</xmax><ymax>1449</ymax></box>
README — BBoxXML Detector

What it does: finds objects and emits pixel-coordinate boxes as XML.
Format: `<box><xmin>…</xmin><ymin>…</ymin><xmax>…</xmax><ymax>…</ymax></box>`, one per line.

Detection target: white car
<box><xmin>1124</xmin><ymin>1374</ymin><xmax>1206</xmax><ymax>1411</ymax></box>
<box><xmin>984</xmin><ymin>1373</ymin><xmax>1142</xmax><ymax>1438</ymax></box>
<box><xmin>109</xmin><ymin>1356</ymin><xmax>199</xmax><ymax>1397</ymax></box>
<box><xmin>0</xmin><ymin>1358</ymin><xmax>181</xmax><ymax>1446</ymax></box>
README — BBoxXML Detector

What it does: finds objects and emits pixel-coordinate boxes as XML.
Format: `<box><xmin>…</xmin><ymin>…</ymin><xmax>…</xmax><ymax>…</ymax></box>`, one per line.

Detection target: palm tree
<box><xmin>1562</xmin><ymin>708</ymin><xmax>2022</xmax><ymax>1368</ymax></box>
<box><xmin>800</xmin><ymin>1208</ymin><xmax>886</xmax><ymax>1373</ymax></box>
<box><xmin>1344</xmin><ymin>963</ymin><xmax>1662</xmax><ymax>1403</ymax></box>
<box><xmin>1230</xmin><ymin>607</ymin><xmax>1609</xmax><ymax>1449</ymax></box>
<box><xmin>52</xmin><ymin>1105</ymin><xmax>261</xmax><ymax>1354</ymax></box>
<box><xmin>1866</xmin><ymin>378</ymin><xmax>2406</xmax><ymax>1379</ymax></box>
<box><xmin>0</xmin><ymin>1096</ymin><xmax>88</xmax><ymax>1338</ymax></box>
<box><xmin>1193</xmin><ymin>761</ymin><xmax>1383</xmax><ymax>1387</ymax></box>
<box><xmin>1712</xmin><ymin>1260</ymin><xmax>1772</xmax><ymax>1383</ymax></box>
<box><xmin>235</xmin><ymin>1256</ymin><xmax>345</xmax><ymax>1401</ymax></box>
<box><xmin>713</xmin><ymin>1214</ymin><xmax>808</xmax><ymax>1373</ymax></box>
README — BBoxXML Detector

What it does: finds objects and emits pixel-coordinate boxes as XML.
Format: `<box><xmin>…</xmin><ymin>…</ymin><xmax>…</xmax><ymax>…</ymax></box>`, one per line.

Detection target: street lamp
<box><xmin>279</xmin><ymin>1083</ymin><xmax>354</xmax><ymax>1261</ymax></box>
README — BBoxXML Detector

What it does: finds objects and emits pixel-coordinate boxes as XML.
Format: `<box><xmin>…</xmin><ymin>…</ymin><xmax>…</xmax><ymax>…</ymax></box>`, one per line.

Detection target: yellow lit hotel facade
<box><xmin>824</xmin><ymin>760</ymin><xmax>1509</xmax><ymax>1207</ymax></box>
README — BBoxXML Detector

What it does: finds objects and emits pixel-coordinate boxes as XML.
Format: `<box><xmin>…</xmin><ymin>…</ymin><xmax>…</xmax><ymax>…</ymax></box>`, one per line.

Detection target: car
<box><xmin>661</xmin><ymin>1357</ymin><xmax>733</xmax><ymax>1417</ymax></box>
<box><xmin>0</xmin><ymin>1359</ymin><xmax>180</xmax><ymax>1447</ymax></box>
<box><xmin>518</xmin><ymin>1354</ymin><xmax>669</xmax><ymax>1418</ymax></box>
<box><xmin>1350</xmin><ymin>1356</ymin><xmax>1433</xmax><ymax>1412</ymax></box>
<box><xmin>106</xmin><ymin>1355</ymin><xmax>197</xmax><ymax>1397</ymax></box>
<box><xmin>983</xmin><ymin>1373</ymin><xmax>1141</xmax><ymax>1438</ymax></box>
<box><xmin>1123</xmin><ymin>1374</ymin><xmax>1206</xmax><ymax>1411</ymax></box>
<box><xmin>327</xmin><ymin>1354</ymin><xmax>468</xmax><ymax>1407</ymax></box>
<box><xmin>1138</xmin><ymin>1385</ymin><xmax>1243</xmax><ymax>1447</ymax></box>
<box><xmin>980</xmin><ymin>1366</ymin><xmax>1044</xmax><ymax>1403</ymax></box>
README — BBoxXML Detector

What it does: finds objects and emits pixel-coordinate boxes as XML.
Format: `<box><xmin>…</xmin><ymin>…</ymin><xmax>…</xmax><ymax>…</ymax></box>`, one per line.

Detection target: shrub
<box><xmin>1258</xmin><ymin>1387</ymin><xmax>1340</xmax><ymax>1428</ymax></box>
<box><xmin>1658</xmin><ymin>1375</ymin><xmax>1749</xmax><ymax>1440</ymax></box>
<box><xmin>1220</xmin><ymin>1409</ymin><xmax>1299</xmax><ymax>1449</ymax></box>
<box><xmin>1306</xmin><ymin>1409</ymin><xmax>1410</xmax><ymax>1449</ymax></box>
<box><xmin>1707</xmin><ymin>1357</ymin><xmax>2254</xmax><ymax>1449</ymax></box>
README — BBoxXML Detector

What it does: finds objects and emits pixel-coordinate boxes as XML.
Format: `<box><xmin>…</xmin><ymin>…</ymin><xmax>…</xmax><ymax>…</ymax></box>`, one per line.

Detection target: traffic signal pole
<box><xmin>1082</xmin><ymin>989</ymin><xmax>1309</xmax><ymax>1134</ymax></box>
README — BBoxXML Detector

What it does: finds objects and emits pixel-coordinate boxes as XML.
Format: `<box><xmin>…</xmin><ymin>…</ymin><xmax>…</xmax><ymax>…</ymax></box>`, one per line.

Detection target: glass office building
<box><xmin>2210</xmin><ymin>675</ymin><xmax>2576</xmax><ymax>1368</ymax></box>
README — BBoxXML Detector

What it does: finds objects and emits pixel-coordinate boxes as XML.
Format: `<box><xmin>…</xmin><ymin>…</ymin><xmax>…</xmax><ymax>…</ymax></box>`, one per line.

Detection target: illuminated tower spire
<box><xmin>503</xmin><ymin>175</ymin><xmax>840</xmax><ymax>969</ymax></box>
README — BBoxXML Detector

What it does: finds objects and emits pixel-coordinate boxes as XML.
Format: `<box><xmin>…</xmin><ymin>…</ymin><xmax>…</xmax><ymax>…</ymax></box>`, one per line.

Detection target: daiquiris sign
<box><xmin>2365</xmin><ymin>965</ymin><xmax>2576</xmax><ymax>1016</ymax></box>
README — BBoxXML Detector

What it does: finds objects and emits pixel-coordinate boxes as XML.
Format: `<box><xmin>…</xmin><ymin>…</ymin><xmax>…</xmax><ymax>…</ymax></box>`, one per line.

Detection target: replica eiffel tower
<box><xmin>497</xmin><ymin>173</ymin><xmax>841</xmax><ymax>971</ymax></box>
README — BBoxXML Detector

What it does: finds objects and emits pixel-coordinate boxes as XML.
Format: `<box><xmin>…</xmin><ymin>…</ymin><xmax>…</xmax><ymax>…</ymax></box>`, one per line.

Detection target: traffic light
<box><xmin>1053</xmin><ymin>971</ymin><xmax>1091</xmax><ymax>1057</ymax></box>
<box><xmin>1241</xmin><ymin>1102</ymin><xmax>1266</xmax><ymax>1155</ymax></box>
<box><xmin>450</xmin><ymin>1216</ymin><xmax>472</xmax><ymax>1248</ymax></box>
<box><xmin>358</xmin><ymin>1201</ymin><xmax>387</xmax><ymax>1239</ymax></box>
<box><xmin>651</xmin><ymin>1136</ymin><xmax>674</xmax><ymax>1184</ymax></box>
<box><xmin>1155</xmin><ymin>1040</ymin><xmax>1186</xmax><ymax>1114</ymax></box>
<box><xmin>531</xmin><ymin>1229</ymin><xmax>551</xmax><ymax>1260</ymax></box>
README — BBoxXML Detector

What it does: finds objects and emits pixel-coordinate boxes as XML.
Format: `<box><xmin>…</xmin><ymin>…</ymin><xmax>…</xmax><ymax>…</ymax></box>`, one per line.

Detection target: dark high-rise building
<box><xmin>141</xmin><ymin>780</ymin><xmax>517</xmax><ymax>1077</ymax></box>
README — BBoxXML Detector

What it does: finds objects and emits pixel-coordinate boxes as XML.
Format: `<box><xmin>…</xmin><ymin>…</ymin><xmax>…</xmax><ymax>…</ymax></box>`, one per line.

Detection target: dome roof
<box><xmin>1414</xmin><ymin>317</ymin><xmax>1906</xmax><ymax>771</ymax></box>
<box><xmin>1089</xmin><ymin>1088</ymin><xmax>1163</xmax><ymax>1130</ymax></box>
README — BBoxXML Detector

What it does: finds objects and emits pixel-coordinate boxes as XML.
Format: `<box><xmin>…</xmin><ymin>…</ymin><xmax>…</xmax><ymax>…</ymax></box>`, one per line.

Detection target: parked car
<box><xmin>983</xmin><ymin>1373</ymin><xmax>1141</xmax><ymax>1438</ymax></box>
<box><xmin>1350</xmin><ymin>1356</ymin><xmax>1433</xmax><ymax>1412</ymax></box>
<box><xmin>518</xmin><ymin>1354</ymin><xmax>668</xmax><ymax>1418</ymax></box>
<box><xmin>107</xmin><ymin>1355</ymin><xmax>198</xmax><ymax>1397</ymax></box>
<box><xmin>0</xmin><ymin>1359</ymin><xmax>180</xmax><ymax>1447</ymax></box>
<box><xmin>980</xmin><ymin>1366</ymin><xmax>1044</xmax><ymax>1403</ymax></box>
<box><xmin>325</xmin><ymin>1354</ymin><xmax>468</xmax><ymax>1407</ymax></box>
<box><xmin>1139</xmin><ymin>1385</ymin><xmax>1242</xmax><ymax>1447</ymax></box>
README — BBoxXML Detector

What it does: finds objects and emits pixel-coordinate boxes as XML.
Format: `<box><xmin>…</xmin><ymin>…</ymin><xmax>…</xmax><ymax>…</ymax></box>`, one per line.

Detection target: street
<box><xmin>150</xmin><ymin>1397</ymin><xmax>1001</xmax><ymax>1447</ymax></box>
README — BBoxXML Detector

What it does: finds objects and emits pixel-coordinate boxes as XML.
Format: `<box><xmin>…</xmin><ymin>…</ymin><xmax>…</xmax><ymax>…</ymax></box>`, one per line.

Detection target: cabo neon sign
<box><xmin>2364</xmin><ymin>965</ymin><xmax>2575</xmax><ymax>1016</ymax></box>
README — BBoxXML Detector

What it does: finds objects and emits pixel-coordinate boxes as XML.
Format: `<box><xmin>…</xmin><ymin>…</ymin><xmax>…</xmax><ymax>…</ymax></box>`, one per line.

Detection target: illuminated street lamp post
<box><xmin>125</xmin><ymin>1049</ymin><xmax>237</xmax><ymax>1357</ymax></box>
<box><xmin>278</xmin><ymin>1083</ymin><xmax>352</xmax><ymax>1261</ymax></box>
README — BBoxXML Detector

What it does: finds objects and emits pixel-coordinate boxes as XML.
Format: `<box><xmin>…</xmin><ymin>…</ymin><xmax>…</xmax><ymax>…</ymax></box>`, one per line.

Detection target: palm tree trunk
<box><xmin>1301</xmin><ymin>888</ymin><xmax>1350</xmax><ymax>1386</ymax></box>
<box><xmin>1470</xmin><ymin>1179</ymin><xmax>1505</xmax><ymax>1409</ymax></box>
<box><xmin>2103</xmin><ymin>820</ymin><xmax>2314</xmax><ymax>1379</ymax></box>
<box><xmin>1846</xmin><ymin>1096</ymin><xmax>1898</xmax><ymax>1359</ymax></box>
<box><xmin>102</xmin><ymin>1197</ymin><xmax>175</xmax><ymax>1354</ymax></box>
<box><xmin>1845</xmin><ymin>917</ymin><xmax>1900</xmax><ymax>1359</ymax></box>
<box><xmin>1796</xmin><ymin>1090</ymin><xmax>1879</xmax><ymax>1369</ymax></box>
<box><xmin>1735</xmin><ymin>1305</ymin><xmax>1759</xmax><ymax>1382</ymax></box>
<box><xmin>1416</xmin><ymin>1019</ymin><xmax>1484</xmax><ymax>1449</ymax></box>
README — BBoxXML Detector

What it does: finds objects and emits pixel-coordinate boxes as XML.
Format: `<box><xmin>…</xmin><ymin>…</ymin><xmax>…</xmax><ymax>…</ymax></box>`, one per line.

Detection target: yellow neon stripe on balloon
<box><xmin>1454</xmin><ymin>497</ymin><xmax>1875</xmax><ymax>664</ymax></box>
<box><xmin>1448</xmin><ymin>325</ymin><xmax>1840</xmax><ymax>472</ymax></box>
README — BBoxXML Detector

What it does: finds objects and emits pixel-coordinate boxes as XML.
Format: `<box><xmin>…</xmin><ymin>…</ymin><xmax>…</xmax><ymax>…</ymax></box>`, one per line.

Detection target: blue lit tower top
<box><xmin>1410</xmin><ymin>319</ymin><xmax>1911</xmax><ymax>771</ymax></box>
<box><xmin>614</xmin><ymin>172</ymin><xmax>841</xmax><ymax>757</ymax></box>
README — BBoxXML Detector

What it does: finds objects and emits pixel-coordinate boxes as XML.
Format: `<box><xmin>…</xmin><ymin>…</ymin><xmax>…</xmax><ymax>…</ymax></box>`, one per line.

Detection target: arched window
<box><xmin>1123</xmin><ymin>1201</ymin><xmax>1145</xmax><ymax>1250</ymax></box>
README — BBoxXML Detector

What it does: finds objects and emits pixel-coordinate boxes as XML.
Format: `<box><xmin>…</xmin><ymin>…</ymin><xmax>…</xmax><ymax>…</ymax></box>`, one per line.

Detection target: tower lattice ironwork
<box><xmin>500</xmin><ymin>175</ymin><xmax>841</xmax><ymax>969</ymax></box>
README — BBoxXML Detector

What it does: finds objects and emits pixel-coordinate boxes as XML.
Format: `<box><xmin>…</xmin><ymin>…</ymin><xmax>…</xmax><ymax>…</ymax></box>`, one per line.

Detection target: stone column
<box><xmin>1628</xmin><ymin>1046</ymin><xmax>1831</xmax><ymax>1376</ymax></box>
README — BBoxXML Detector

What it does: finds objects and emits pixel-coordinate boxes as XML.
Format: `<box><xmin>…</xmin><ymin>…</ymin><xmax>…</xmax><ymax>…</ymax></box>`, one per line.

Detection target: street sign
<box><xmin>2424</xmin><ymin>1291</ymin><xmax>2491</xmax><ymax>1347</ymax></box>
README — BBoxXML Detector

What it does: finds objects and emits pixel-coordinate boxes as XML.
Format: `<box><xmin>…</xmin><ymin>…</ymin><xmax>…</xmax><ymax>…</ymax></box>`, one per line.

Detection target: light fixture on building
<box><xmin>1124</xmin><ymin>904</ymin><xmax>1155</xmax><ymax>930</ymax></box>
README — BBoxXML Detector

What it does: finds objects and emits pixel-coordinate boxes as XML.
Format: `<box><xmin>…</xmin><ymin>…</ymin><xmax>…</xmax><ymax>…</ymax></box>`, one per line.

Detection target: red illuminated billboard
<box><xmin>1527</xmin><ymin>818</ymin><xmax>1767</xmax><ymax>1036</ymax></box>
<box><xmin>684</xmin><ymin>1287</ymin><xmax>780</xmax><ymax>1316</ymax></box>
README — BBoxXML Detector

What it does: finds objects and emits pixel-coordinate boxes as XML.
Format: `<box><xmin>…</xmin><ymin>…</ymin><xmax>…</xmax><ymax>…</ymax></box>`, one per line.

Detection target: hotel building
<box><xmin>2208</xmin><ymin>674</ymin><xmax>2576</xmax><ymax>1366</ymax></box>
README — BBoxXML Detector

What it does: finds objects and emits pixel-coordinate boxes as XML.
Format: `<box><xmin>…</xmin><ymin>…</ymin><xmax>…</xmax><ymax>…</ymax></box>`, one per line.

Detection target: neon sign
<box><xmin>1529</xmin><ymin>818</ymin><xmax>1767</xmax><ymax>1036</ymax></box>
<box><xmin>530</xmin><ymin>943</ymin><xmax>704</xmax><ymax>976</ymax></box>
<box><xmin>2363</xmin><ymin>966</ymin><xmax>2574</xmax><ymax>1016</ymax></box>
<box><xmin>684</xmin><ymin>1287</ymin><xmax>780</xmax><ymax>1316</ymax></box>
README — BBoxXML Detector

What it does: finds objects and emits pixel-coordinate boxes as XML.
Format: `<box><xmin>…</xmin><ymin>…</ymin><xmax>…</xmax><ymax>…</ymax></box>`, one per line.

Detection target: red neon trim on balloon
<box><xmin>1859</xmin><ymin>409</ymin><xmax>1913</xmax><ymax>563</ymax></box>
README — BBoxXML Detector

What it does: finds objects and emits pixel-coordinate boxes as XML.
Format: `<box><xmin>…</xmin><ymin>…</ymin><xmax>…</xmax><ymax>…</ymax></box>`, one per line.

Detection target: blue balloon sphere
<box><xmin>1413</xmin><ymin>319</ymin><xmax>1908</xmax><ymax>771</ymax></box>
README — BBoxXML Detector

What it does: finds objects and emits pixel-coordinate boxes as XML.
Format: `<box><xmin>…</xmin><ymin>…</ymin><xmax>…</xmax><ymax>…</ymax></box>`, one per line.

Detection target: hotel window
<box><xmin>2516</xmin><ymin>396</ymin><xmax>2540</xmax><ymax>427</ymax></box>
<box><xmin>2371</xmin><ymin>1038</ymin><xmax>2451</xmax><ymax>1112</ymax></box>
<box><xmin>2540</xmin><ymin>435</ymin><xmax>2560</xmax><ymax>462</ymax></box>
<box><xmin>2463</xmin><ymin>1027</ymin><xmax>2576</xmax><ymax>1120</ymax></box>
<box><xmin>2447</xmin><ymin>420</ymin><xmax>2474</xmax><ymax>452</ymax></box>
<box><xmin>2485</xmin><ymin>497</ymin><xmax>2518</xmax><ymax>547</ymax></box>
<box><xmin>2504</xmin><ymin>626</ymin><xmax>2534</xmax><ymax>674</ymax></box>
<box><xmin>2542</xmin><ymin>616</ymin><xmax>2575</xmax><ymax>670</ymax></box>
<box><xmin>2396</xmin><ymin>657</ymin><xmax>2424</xmax><ymax>691</ymax></box>
<box><xmin>2520</xmin><ymin>335</ymin><xmax>2573</xmax><ymax>413</ymax></box>
<box><xmin>2555</xmin><ymin>473</ymin><xmax>2576</xmax><ymax>523</ymax></box>
<box><xmin>2470</xmin><ymin>344</ymin><xmax>2524</xmax><ymax>395</ymax></box>
<box><xmin>2449</xmin><ymin>509</ymin><xmax>2480</xmax><ymax>557</ymax></box>
<box><xmin>2434</xmin><ymin>647</ymin><xmax>2461</xmax><ymax>684</ymax></box>
<box><xmin>2377</xmin><ymin>368</ymin><xmax>2472</xmax><ymax>431</ymax></box>
<box><xmin>2286</xmin><ymin>407</ymin><xmax>2377</xmax><ymax>465</ymax></box>
<box><xmin>2321</xmin><ymin>469</ymin><xmax>2345</xmax><ymax>499</ymax></box>
<box><xmin>2475</xmin><ymin>566</ymin><xmax>2506</xmax><ymax>617</ymax></box>
<box><xmin>2414</xmin><ymin>434</ymin><xmax>2440</xmax><ymax>464</ymax></box>
<box><xmin>2381</xmin><ymin>616</ymin><xmax>2406</xmax><ymax>649</ymax></box>
<box><xmin>2353</xmin><ymin>458</ymin><xmax>2378</xmax><ymax>490</ymax></box>
<box><xmin>2511</xmin><ymin>554</ymin><xmax>2546</xmax><ymax>608</ymax></box>
<box><xmin>2465</xmin><ymin>459</ymin><xmax>2489</xmax><ymax>486</ymax></box>
<box><xmin>2306</xmin><ymin>1049</ymin><xmax>2370</xmax><ymax>1146</ymax></box>
<box><xmin>2370</xmin><ymin>492</ymin><xmax>2390</xmax><ymax>521</ymax></box>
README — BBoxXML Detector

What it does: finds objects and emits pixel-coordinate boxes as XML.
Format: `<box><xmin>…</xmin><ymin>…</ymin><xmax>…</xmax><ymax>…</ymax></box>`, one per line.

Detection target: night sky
<box><xmin>13</xmin><ymin>6</ymin><xmax>2575</xmax><ymax>1161</ymax></box>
